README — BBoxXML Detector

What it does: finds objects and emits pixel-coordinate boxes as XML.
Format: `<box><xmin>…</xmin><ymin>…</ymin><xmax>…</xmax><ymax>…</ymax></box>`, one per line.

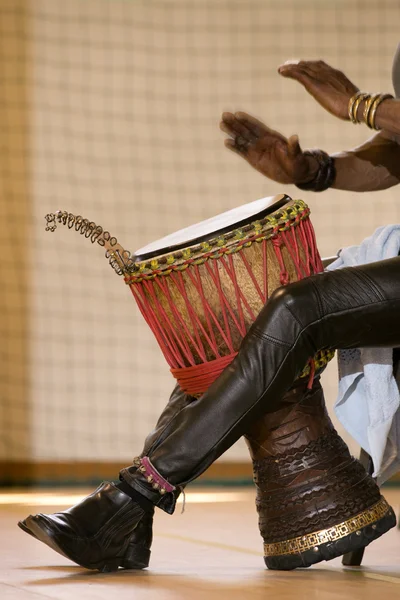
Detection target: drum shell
<box><xmin>131</xmin><ymin>235</ymin><xmax>308</xmax><ymax>365</ymax></box>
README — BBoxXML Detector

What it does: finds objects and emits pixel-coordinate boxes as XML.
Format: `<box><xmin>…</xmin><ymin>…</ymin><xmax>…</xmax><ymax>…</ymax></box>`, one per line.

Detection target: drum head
<box><xmin>135</xmin><ymin>194</ymin><xmax>290</xmax><ymax>261</ymax></box>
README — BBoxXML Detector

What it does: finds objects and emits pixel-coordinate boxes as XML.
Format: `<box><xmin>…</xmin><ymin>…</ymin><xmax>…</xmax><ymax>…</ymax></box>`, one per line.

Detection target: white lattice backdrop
<box><xmin>1</xmin><ymin>0</ymin><xmax>399</xmax><ymax>468</ymax></box>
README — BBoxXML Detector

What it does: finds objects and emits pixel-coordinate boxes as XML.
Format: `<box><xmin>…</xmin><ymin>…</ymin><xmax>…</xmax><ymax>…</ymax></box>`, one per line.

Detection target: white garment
<box><xmin>327</xmin><ymin>225</ymin><xmax>400</xmax><ymax>484</ymax></box>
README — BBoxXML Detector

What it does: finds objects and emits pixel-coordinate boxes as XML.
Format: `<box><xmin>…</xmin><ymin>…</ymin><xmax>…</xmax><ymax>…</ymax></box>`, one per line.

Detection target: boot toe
<box><xmin>23</xmin><ymin>514</ymin><xmax>72</xmax><ymax>560</ymax></box>
<box><xmin>18</xmin><ymin>484</ymin><xmax>150</xmax><ymax>572</ymax></box>
<box><xmin>17</xmin><ymin>517</ymin><xmax>38</xmax><ymax>540</ymax></box>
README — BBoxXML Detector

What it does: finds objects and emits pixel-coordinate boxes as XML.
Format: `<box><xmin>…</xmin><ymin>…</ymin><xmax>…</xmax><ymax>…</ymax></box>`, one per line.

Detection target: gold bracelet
<box><xmin>351</xmin><ymin>93</ymin><xmax>370</xmax><ymax>123</ymax></box>
<box><xmin>348</xmin><ymin>91</ymin><xmax>365</xmax><ymax>123</ymax></box>
<box><xmin>363</xmin><ymin>93</ymin><xmax>380</xmax><ymax>127</ymax></box>
<box><xmin>368</xmin><ymin>93</ymin><xmax>394</xmax><ymax>130</ymax></box>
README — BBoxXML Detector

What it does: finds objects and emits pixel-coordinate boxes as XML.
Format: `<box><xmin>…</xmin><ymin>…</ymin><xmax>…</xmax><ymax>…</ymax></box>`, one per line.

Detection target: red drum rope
<box><xmin>272</xmin><ymin>233</ymin><xmax>290</xmax><ymax>285</ymax></box>
<box><xmin>171</xmin><ymin>353</ymin><xmax>238</xmax><ymax>396</ymax></box>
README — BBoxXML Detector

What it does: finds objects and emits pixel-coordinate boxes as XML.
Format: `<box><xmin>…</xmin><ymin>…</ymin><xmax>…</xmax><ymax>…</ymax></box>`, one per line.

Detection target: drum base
<box><xmin>245</xmin><ymin>377</ymin><xmax>396</xmax><ymax>571</ymax></box>
<box><xmin>264</xmin><ymin>496</ymin><xmax>396</xmax><ymax>570</ymax></box>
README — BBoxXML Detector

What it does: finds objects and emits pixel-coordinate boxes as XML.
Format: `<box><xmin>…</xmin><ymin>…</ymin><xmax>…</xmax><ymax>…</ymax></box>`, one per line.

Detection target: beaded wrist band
<box><xmin>135</xmin><ymin>456</ymin><xmax>176</xmax><ymax>495</ymax></box>
<box><xmin>295</xmin><ymin>149</ymin><xmax>336</xmax><ymax>192</ymax></box>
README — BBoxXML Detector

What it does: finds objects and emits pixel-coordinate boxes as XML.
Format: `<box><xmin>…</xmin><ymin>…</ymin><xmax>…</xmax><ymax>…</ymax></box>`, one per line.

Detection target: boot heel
<box><xmin>99</xmin><ymin>559</ymin><xmax>122</xmax><ymax>573</ymax></box>
<box><xmin>122</xmin><ymin>543</ymin><xmax>151</xmax><ymax>570</ymax></box>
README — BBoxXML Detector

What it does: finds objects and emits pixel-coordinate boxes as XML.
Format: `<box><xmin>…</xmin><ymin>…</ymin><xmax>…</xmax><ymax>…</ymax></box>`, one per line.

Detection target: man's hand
<box><xmin>220</xmin><ymin>112</ymin><xmax>318</xmax><ymax>185</ymax></box>
<box><xmin>278</xmin><ymin>60</ymin><xmax>359</xmax><ymax>121</ymax></box>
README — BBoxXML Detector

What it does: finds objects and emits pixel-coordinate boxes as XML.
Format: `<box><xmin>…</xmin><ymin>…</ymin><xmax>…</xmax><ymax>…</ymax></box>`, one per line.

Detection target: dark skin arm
<box><xmin>279</xmin><ymin>59</ymin><xmax>400</xmax><ymax>136</ymax></box>
<box><xmin>332</xmin><ymin>131</ymin><xmax>400</xmax><ymax>191</ymax></box>
<box><xmin>221</xmin><ymin>60</ymin><xmax>400</xmax><ymax>192</ymax></box>
<box><xmin>373</xmin><ymin>98</ymin><xmax>400</xmax><ymax>135</ymax></box>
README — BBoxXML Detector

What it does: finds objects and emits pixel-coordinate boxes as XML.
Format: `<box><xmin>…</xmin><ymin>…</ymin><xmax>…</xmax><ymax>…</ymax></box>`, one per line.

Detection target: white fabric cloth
<box><xmin>327</xmin><ymin>225</ymin><xmax>400</xmax><ymax>484</ymax></box>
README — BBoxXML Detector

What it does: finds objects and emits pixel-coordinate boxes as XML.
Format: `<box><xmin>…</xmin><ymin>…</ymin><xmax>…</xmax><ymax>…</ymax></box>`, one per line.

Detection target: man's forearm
<box><xmin>369</xmin><ymin>97</ymin><xmax>400</xmax><ymax>137</ymax></box>
<box><xmin>330</xmin><ymin>132</ymin><xmax>400</xmax><ymax>192</ymax></box>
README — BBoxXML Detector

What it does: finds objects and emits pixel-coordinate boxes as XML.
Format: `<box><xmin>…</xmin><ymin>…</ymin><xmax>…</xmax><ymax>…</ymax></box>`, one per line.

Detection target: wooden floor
<box><xmin>1</xmin><ymin>487</ymin><xmax>399</xmax><ymax>600</ymax></box>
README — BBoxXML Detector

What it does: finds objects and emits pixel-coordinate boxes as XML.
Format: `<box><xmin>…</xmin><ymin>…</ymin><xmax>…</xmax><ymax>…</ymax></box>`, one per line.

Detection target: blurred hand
<box><xmin>220</xmin><ymin>112</ymin><xmax>317</xmax><ymax>185</ymax></box>
<box><xmin>278</xmin><ymin>60</ymin><xmax>359</xmax><ymax>120</ymax></box>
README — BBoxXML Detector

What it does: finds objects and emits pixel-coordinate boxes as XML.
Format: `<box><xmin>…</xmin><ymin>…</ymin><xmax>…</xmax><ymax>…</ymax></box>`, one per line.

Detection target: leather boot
<box><xmin>21</xmin><ymin>483</ymin><xmax>150</xmax><ymax>572</ymax></box>
<box><xmin>18</xmin><ymin>385</ymin><xmax>194</xmax><ymax>571</ymax></box>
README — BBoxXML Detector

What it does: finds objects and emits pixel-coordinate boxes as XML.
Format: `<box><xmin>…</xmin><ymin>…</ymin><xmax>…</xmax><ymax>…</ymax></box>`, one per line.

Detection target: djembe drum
<box><xmin>126</xmin><ymin>194</ymin><xmax>329</xmax><ymax>393</ymax></box>
<box><xmin>45</xmin><ymin>193</ymin><xmax>394</xmax><ymax>570</ymax></box>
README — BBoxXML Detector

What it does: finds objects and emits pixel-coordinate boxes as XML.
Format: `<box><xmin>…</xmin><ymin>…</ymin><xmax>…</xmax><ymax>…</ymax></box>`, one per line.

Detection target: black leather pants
<box><xmin>123</xmin><ymin>257</ymin><xmax>400</xmax><ymax>511</ymax></box>
<box><xmin>140</xmin><ymin>385</ymin><xmax>194</xmax><ymax>457</ymax></box>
